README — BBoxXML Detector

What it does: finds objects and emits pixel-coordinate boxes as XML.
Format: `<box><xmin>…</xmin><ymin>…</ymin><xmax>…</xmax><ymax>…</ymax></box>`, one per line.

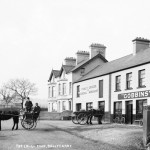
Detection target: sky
<box><xmin>0</xmin><ymin>0</ymin><xmax>150</xmax><ymax>106</ymax></box>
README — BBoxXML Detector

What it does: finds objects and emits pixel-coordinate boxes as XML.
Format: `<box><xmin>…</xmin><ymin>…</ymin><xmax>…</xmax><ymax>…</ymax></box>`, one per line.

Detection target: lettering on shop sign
<box><xmin>118</xmin><ymin>90</ymin><xmax>150</xmax><ymax>100</ymax></box>
<box><xmin>80</xmin><ymin>85</ymin><xmax>98</xmax><ymax>95</ymax></box>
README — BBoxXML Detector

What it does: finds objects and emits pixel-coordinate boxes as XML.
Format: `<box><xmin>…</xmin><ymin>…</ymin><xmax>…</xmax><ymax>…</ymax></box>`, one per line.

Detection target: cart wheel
<box><xmin>71</xmin><ymin>116</ymin><xmax>79</xmax><ymax>124</ymax></box>
<box><xmin>77</xmin><ymin>113</ymin><xmax>88</xmax><ymax>125</ymax></box>
<box><xmin>21</xmin><ymin>118</ymin><xmax>34</xmax><ymax>130</ymax></box>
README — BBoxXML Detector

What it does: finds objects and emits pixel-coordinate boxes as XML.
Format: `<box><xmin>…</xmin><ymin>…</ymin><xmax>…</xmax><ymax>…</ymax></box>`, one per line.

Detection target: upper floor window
<box><xmin>80</xmin><ymin>68</ymin><xmax>85</xmax><ymax>75</ymax></box>
<box><xmin>58</xmin><ymin>83</ymin><xmax>61</xmax><ymax>95</ymax></box>
<box><xmin>138</xmin><ymin>69</ymin><xmax>145</xmax><ymax>88</ymax></box>
<box><xmin>69</xmin><ymin>82</ymin><xmax>72</xmax><ymax>94</ymax></box>
<box><xmin>126</xmin><ymin>73</ymin><xmax>132</xmax><ymax>89</ymax></box>
<box><xmin>62</xmin><ymin>71</ymin><xmax>65</xmax><ymax>79</ymax></box>
<box><xmin>99</xmin><ymin>80</ymin><xmax>103</xmax><ymax>98</ymax></box>
<box><xmin>77</xmin><ymin>85</ymin><xmax>80</xmax><ymax>97</ymax></box>
<box><xmin>52</xmin><ymin>86</ymin><xmax>55</xmax><ymax>97</ymax></box>
<box><xmin>48</xmin><ymin>87</ymin><xmax>50</xmax><ymax>98</ymax></box>
<box><xmin>115</xmin><ymin>75</ymin><xmax>121</xmax><ymax>91</ymax></box>
<box><xmin>62</xmin><ymin>83</ymin><xmax>66</xmax><ymax>95</ymax></box>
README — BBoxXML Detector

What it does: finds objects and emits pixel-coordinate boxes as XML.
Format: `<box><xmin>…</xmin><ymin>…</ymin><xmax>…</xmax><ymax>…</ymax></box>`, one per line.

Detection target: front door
<box><xmin>126</xmin><ymin>101</ymin><xmax>133</xmax><ymax>124</ymax></box>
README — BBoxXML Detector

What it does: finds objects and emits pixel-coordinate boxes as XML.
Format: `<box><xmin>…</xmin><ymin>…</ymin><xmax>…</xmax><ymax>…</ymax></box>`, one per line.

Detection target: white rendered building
<box><xmin>73</xmin><ymin>37</ymin><xmax>150</xmax><ymax>124</ymax></box>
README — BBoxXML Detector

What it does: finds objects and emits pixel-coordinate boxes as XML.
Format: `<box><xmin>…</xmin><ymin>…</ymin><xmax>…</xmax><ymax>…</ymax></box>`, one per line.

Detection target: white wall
<box><xmin>111</xmin><ymin>63</ymin><xmax>150</xmax><ymax>114</ymax></box>
<box><xmin>73</xmin><ymin>75</ymin><xmax>110</xmax><ymax>112</ymax></box>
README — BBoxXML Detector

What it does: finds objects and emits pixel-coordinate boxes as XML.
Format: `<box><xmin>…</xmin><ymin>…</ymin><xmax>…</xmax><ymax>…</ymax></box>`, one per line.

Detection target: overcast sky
<box><xmin>0</xmin><ymin>0</ymin><xmax>150</xmax><ymax>105</ymax></box>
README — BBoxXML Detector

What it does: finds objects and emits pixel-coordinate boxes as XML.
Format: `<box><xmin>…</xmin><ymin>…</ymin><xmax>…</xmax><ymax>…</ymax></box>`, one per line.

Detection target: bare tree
<box><xmin>0</xmin><ymin>85</ymin><xmax>14</xmax><ymax>106</ymax></box>
<box><xmin>6</xmin><ymin>78</ymin><xmax>38</xmax><ymax>108</ymax></box>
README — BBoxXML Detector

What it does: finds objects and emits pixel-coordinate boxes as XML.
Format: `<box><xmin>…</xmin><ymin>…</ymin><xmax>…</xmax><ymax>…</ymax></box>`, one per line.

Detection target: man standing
<box><xmin>33</xmin><ymin>103</ymin><xmax>41</xmax><ymax>121</ymax></box>
<box><xmin>25</xmin><ymin>97</ymin><xmax>33</xmax><ymax>112</ymax></box>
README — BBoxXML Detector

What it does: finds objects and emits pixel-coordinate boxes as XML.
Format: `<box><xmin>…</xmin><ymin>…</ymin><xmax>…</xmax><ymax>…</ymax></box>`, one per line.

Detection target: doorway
<box><xmin>126</xmin><ymin>101</ymin><xmax>133</xmax><ymax>124</ymax></box>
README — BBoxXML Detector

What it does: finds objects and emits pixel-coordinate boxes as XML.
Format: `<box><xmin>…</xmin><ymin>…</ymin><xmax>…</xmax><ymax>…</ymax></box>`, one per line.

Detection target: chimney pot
<box><xmin>90</xmin><ymin>43</ymin><xmax>106</xmax><ymax>58</ymax></box>
<box><xmin>132</xmin><ymin>37</ymin><xmax>150</xmax><ymax>55</ymax></box>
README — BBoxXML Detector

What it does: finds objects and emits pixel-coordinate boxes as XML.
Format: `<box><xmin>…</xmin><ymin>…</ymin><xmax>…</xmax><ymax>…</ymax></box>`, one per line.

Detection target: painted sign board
<box><xmin>80</xmin><ymin>85</ymin><xmax>98</xmax><ymax>95</ymax></box>
<box><xmin>118</xmin><ymin>90</ymin><xmax>150</xmax><ymax>100</ymax></box>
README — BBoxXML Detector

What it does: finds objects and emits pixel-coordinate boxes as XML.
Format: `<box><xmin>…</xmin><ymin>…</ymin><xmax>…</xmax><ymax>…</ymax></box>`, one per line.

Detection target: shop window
<box><xmin>77</xmin><ymin>85</ymin><xmax>80</xmax><ymax>97</ymax></box>
<box><xmin>138</xmin><ymin>69</ymin><xmax>145</xmax><ymax>88</ymax></box>
<box><xmin>126</xmin><ymin>73</ymin><xmax>132</xmax><ymax>89</ymax></box>
<box><xmin>114</xmin><ymin>102</ymin><xmax>122</xmax><ymax>117</ymax></box>
<box><xmin>136</xmin><ymin>100</ymin><xmax>147</xmax><ymax>120</ymax></box>
<box><xmin>76</xmin><ymin>103</ymin><xmax>81</xmax><ymax>111</ymax></box>
<box><xmin>115</xmin><ymin>75</ymin><xmax>121</xmax><ymax>91</ymax></box>
<box><xmin>86</xmin><ymin>102</ymin><xmax>93</xmax><ymax>111</ymax></box>
<box><xmin>99</xmin><ymin>80</ymin><xmax>103</xmax><ymax>98</ymax></box>
<box><xmin>98</xmin><ymin>101</ymin><xmax>105</xmax><ymax>113</ymax></box>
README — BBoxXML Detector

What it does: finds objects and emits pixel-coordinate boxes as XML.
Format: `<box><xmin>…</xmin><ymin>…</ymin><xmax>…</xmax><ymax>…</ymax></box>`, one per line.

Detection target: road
<box><xmin>0</xmin><ymin>119</ymin><xmax>143</xmax><ymax>150</ymax></box>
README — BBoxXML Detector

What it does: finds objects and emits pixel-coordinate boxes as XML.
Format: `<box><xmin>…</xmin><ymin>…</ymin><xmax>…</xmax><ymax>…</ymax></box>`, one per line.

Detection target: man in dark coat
<box><xmin>25</xmin><ymin>97</ymin><xmax>33</xmax><ymax>112</ymax></box>
<box><xmin>33</xmin><ymin>103</ymin><xmax>41</xmax><ymax>121</ymax></box>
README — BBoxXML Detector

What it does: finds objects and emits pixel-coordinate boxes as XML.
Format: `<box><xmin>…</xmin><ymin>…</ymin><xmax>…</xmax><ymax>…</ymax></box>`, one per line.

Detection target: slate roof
<box><xmin>48</xmin><ymin>69</ymin><xmax>60</xmax><ymax>81</ymax></box>
<box><xmin>75</xmin><ymin>48</ymin><xmax>150</xmax><ymax>83</ymax></box>
<box><xmin>71</xmin><ymin>53</ymin><xmax>108</xmax><ymax>72</ymax></box>
<box><xmin>62</xmin><ymin>65</ymin><xmax>75</xmax><ymax>74</ymax></box>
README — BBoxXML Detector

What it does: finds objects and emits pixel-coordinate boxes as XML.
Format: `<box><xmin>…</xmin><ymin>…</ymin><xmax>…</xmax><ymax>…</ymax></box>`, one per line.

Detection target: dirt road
<box><xmin>0</xmin><ymin>119</ymin><xmax>144</xmax><ymax>150</ymax></box>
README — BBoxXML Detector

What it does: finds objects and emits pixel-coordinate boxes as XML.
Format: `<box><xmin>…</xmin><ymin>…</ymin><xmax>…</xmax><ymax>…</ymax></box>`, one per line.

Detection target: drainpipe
<box><xmin>109</xmin><ymin>74</ymin><xmax>112</xmax><ymax>123</ymax></box>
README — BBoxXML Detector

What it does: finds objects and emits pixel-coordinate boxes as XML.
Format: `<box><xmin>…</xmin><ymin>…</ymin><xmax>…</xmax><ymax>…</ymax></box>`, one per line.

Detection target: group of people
<box><xmin>25</xmin><ymin>97</ymin><xmax>41</xmax><ymax>115</ymax></box>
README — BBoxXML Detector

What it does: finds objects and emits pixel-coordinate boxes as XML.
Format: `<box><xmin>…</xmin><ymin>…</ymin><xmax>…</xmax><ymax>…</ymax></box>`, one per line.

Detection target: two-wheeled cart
<box><xmin>71</xmin><ymin>109</ymin><xmax>104</xmax><ymax>125</ymax></box>
<box><xmin>21</xmin><ymin>111</ymin><xmax>39</xmax><ymax>130</ymax></box>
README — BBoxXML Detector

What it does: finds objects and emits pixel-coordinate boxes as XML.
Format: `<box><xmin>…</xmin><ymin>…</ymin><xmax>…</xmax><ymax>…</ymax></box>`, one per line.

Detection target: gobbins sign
<box><xmin>118</xmin><ymin>90</ymin><xmax>150</xmax><ymax>100</ymax></box>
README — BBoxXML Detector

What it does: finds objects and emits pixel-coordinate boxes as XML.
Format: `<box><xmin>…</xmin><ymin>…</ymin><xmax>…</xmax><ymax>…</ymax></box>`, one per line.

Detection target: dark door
<box><xmin>126</xmin><ymin>102</ymin><xmax>133</xmax><ymax>124</ymax></box>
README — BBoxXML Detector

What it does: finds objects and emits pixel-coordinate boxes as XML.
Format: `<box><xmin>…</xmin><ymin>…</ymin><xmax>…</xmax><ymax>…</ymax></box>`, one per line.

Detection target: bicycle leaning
<box><xmin>113</xmin><ymin>116</ymin><xmax>125</xmax><ymax>124</ymax></box>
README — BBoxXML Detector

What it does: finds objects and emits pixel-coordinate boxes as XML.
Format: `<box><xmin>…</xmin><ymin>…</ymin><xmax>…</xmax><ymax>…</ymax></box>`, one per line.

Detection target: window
<box><xmin>62</xmin><ymin>83</ymin><xmax>66</xmax><ymax>95</ymax></box>
<box><xmin>98</xmin><ymin>101</ymin><xmax>105</xmax><ymax>113</ymax></box>
<box><xmin>86</xmin><ymin>102</ymin><xmax>93</xmax><ymax>111</ymax></box>
<box><xmin>69</xmin><ymin>82</ymin><xmax>72</xmax><ymax>94</ymax></box>
<box><xmin>52</xmin><ymin>86</ymin><xmax>55</xmax><ymax>97</ymax></box>
<box><xmin>126</xmin><ymin>73</ymin><xmax>132</xmax><ymax>89</ymax></box>
<box><xmin>76</xmin><ymin>103</ymin><xmax>81</xmax><ymax>111</ymax></box>
<box><xmin>48</xmin><ymin>87</ymin><xmax>50</xmax><ymax>98</ymax></box>
<box><xmin>115</xmin><ymin>75</ymin><xmax>121</xmax><ymax>91</ymax></box>
<box><xmin>99</xmin><ymin>80</ymin><xmax>103</xmax><ymax>98</ymax></box>
<box><xmin>69</xmin><ymin>101</ymin><xmax>71</xmax><ymax>110</ymax></box>
<box><xmin>58</xmin><ymin>83</ymin><xmax>61</xmax><ymax>95</ymax></box>
<box><xmin>62</xmin><ymin>101</ymin><xmax>66</xmax><ymax>110</ymax></box>
<box><xmin>138</xmin><ymin>69</ymin><xmax>145</xmax><ymax>87</ymax></box>
<box><xmin>77</xmin><ymin>85</ymin><xmax>80</xmax><ymax>97</ymax></box>
<box><xmin>80</xmin><ymin>68</ymin><xmax>85</xmax><ymax>75</ymax></box>
<box><xmin>114</xmin><ymin>102</ymin><xmax>122</xmax><ymax>117</ymax></box>
<box><xmin>136</xmin><ymin>100</ymin><xmax>147</xmax><ymax>120</ymax></box>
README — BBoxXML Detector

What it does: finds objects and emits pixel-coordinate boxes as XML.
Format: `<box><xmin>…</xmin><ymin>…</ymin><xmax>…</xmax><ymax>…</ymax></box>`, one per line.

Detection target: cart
<box><xmin>21</xmin><ymin>111</ymin><xmax>39</xmax><ymax>130</ymax></box>
<box><xmin>71</xmin><ymin>109</ymin><xmax>104</xmax><ymax>125</ymax></box>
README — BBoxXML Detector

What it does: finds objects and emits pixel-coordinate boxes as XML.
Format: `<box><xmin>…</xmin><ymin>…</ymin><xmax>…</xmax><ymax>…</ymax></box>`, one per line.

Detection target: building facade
<box><xmin>73</xmin><ymin>37</ymin><xmax>150</xmax><ymax>124</ymax></box>
<box><xmin>47</xmin><ymin>57</ymin><xmax>76</xmax><ymax>112</ymax></box>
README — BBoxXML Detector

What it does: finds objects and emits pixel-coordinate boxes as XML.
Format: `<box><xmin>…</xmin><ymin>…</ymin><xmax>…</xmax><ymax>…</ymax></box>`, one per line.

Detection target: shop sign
<box><xmin>118</xmin><ymin>90</ymin><xmax>150</xmax><ymax>100</ymax></box>
<box><xmin>80</xmin><ymin>85</ymin><xmax>98</xmax><ymax>95</ymax></box>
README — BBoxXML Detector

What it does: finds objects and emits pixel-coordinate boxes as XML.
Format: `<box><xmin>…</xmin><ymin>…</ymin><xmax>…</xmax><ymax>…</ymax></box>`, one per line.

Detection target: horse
<box><xmin>86</xmin><ymin>109</ymin><xmax>104</xmax><ymax>125</ymax></box>
<box><xmin>0</xmin><ymin>110</ymin><xmax>20</xmax><ymax>131</ymax></box>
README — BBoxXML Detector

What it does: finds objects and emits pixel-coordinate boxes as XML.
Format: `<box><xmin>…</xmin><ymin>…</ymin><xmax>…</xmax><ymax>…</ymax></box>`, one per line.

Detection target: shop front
<box><xmin>115</xmin><ymin>90</ymin><xmax>150</xmax><ymax>124</ymax></box>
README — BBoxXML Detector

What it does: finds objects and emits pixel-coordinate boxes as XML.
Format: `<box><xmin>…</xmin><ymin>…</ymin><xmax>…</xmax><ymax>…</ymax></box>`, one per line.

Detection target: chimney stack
<box><xmin>64</xmin><ymin>57</ymin><xmax>76</xmax><ymax>66</ymax></box>
<box><xmin>132</xmin><ymin>37</ymin><xmax>150</xmax><ymax>55</ymax></box>
<box><xmin>90</xmin><ymin>43</ymin><xmax>106</xmax><ymax>58</ymax></box>
<box><xmin>76</xmin><ymin>51</ymin><xmax>89</xmax><ymax>64</ymax></box>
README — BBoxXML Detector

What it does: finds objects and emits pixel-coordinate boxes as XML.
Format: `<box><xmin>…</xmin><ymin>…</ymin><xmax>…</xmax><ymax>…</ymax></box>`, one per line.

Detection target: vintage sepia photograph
<box><xmin>0</xmin><ymin>0</ymin><xmax>150</xmax><ymax>150</ymax></box>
